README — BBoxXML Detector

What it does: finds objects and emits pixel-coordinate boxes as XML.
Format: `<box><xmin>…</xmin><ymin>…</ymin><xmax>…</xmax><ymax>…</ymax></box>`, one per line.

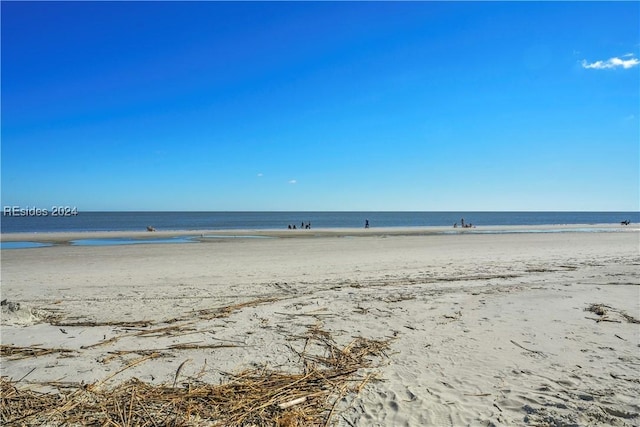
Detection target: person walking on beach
<box><xmin>365</xmin><ymin>219</ymin><xmax>370</xmax><ymax>229</ymax></box>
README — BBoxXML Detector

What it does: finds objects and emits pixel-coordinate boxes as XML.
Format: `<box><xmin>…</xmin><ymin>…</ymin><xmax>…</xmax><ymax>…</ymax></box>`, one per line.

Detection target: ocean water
<box><xmin>2</xmin><ymin>211</ymin><xmax>638</xmax><ymax>234</ymax></box>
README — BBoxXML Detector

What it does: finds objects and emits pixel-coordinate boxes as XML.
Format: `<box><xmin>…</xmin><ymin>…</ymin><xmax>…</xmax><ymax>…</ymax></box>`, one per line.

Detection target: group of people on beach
<box><xmin>453</xmin><ymin>218</ymin><xmax>475</xmax><ymax>228</ymax></box>
<box><xmin>287</xmin><ymin>220</ymin><xmax>372</xmax><ymax>229</ymax></box>
<box><xmin>287</xmin><ymin>222</ymin><xmax>311</xmax><ymax>230</ymax></box>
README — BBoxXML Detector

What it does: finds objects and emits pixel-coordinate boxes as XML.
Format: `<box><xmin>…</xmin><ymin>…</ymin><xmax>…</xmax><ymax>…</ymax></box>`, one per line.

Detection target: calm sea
<box><xmin>1</xmin><ymin>211</ymin><xmax>638</xmax><ymax>234</ymax></box>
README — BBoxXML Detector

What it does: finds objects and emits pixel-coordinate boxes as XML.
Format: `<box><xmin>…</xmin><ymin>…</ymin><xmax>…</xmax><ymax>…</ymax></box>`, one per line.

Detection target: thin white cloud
<box><xmin>581</xmin><ymin>54</ymin><xmax>640</xmax><ymax>70</ymax></box>
<box><xmin>288</xmin><ymin>179</ymin><xmax>297</xmax><ymax>184</ymax></box>
<box><xmin>257</xmin><ymin>173</ymin><xmax>263</xmax><ymax>177</ymax></box>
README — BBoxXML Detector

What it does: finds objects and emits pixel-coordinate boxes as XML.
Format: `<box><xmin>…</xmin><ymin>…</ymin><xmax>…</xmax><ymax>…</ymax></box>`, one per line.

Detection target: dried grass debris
<box><xmin>0</xmin><ymin>345</ymin><xmax>76</xmax><ymax>360</ymax></box>
<box><xmin>1</xmin><ymin>325</ymin><xmax>391</xmax><ymax>426</ymax></box>
<box><xmin>585</xmin><ymin>303</ymin><xmax>639</xmax><ymax>324</ymax></box>
<box><xmin>585</xmin><ymin>303</ymin><xmax>608</xmax><ymax>317</ymax></box>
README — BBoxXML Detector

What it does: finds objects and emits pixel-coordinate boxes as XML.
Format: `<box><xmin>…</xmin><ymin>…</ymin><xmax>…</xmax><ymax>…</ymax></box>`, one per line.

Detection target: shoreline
<box><xmin>1</xmin><ymin>222</ymin><xmax>637</xmax><ymax>244</ymax></box>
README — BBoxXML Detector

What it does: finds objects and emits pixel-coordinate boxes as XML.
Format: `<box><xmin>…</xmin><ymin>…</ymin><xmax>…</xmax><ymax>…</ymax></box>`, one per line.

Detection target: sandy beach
<box><xmin>1</xmin><ymin>226</ymin><xmax>639</xmax><ymax>426</ymax></box>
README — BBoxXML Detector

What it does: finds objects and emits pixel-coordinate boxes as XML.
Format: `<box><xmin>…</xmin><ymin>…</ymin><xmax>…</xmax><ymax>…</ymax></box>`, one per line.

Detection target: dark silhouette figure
<box><xmin>365</xmin><ymin>219</ymin><xmax>370</xmax><ymax>229</ymax></box>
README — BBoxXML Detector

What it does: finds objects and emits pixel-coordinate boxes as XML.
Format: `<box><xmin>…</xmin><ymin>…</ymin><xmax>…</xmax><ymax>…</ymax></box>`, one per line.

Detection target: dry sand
<box><xmin>1</xmin><ymin>226</ymin><xmax>639</xmax><ymax>426</ymax></box>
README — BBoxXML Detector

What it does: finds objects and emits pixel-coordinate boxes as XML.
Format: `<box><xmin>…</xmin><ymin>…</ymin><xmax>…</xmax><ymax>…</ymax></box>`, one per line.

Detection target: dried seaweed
<box><xmin>52</xmin><ymin>320</ymin><xmax>153</xmax><ymax>328</ymax></box>
<box><xmin>585</xmin><ymin>303</ymin><xmax>609</xmax><ymax>317</ymax></box>
<box><xmin>1</xmin><ymin>325</ymin><xmax>390</xmax><ymax>426</ymax></box>
<box><xmin>0</xmin><ymin>345</ymin><xmax>76</xmax><ymax>360</ymax></box>
<box><xmin>193</xmin><ymin>297</ymin><xmax>281</xmax><ymax>321</ymax></box>
<box><xmin>585</xmin><ymin>303</ymin><xmax>639</xmax><ymax>324</ymax></box>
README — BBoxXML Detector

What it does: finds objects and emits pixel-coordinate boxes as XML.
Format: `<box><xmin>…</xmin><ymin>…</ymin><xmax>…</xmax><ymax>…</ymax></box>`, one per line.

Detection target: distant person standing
<box><xmin>365</xmin><ymin>219</ymin><xmax>370</xmax><ymax>229</ymax></box>
<box><xmin>461</xmin><ymin>218</ymin><xmax>465</xmax><ymax>228</ymax></box>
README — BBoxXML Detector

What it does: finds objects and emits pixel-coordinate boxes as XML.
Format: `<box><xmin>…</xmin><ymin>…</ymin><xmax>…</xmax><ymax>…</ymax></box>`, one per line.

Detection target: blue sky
<box><xmin>2</xmin><ymin>2</ymin><xmax>639</xmax><ymax>211</ymax></box>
